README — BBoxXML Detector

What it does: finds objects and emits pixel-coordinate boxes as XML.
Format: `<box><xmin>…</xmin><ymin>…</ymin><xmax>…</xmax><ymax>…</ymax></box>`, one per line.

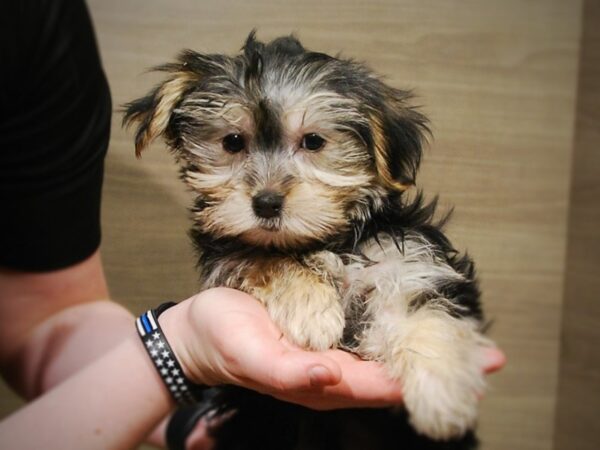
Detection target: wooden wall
<box><xmin>554</xmin><ymin>0</ymin><xmax>600</xmax><ymax>449</ymax></box>
<box><xmin>1</xmin><ymin>1</ymin><xmax>597</xmax><ymax>449</ymax></box>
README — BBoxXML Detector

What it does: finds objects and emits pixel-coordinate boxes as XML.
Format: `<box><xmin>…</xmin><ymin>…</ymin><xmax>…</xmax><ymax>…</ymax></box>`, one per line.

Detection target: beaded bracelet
<box><xmin>136</xmin><ymin>302</ymin><xmax>204</xmax><ymax>405</ymax></box>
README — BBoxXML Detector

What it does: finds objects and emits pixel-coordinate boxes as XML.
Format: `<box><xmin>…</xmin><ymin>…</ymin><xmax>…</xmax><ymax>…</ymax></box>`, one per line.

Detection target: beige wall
<box><xmin>554</xmin><ymin>0</ymin><xmax>600</xmax><ymax>449</ymax></box>
<box><xmin>2</xmin><ymin>1</ymin><xmax>598</xmax><ymax>449</ymax></box>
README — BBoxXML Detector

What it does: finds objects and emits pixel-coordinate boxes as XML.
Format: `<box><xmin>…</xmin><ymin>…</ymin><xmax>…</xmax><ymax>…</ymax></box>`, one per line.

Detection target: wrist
<box><xmin>154</xmin><ymin>300</ymin><xmax>197</xmax><ymax>384</ymax></box>
<box><xmin>136</xmin><ymin>301</ymin><xmax>206</xmax><ymax>405</ymax></box>
<box><xmin>156</xmin><ymin>288</ymin><xmax>261</xmax><ymax>388</ymax></box>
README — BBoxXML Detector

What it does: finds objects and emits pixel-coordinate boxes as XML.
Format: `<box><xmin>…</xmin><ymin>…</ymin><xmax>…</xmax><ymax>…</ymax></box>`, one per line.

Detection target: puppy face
<box><xmin>124</xmin><ymin>33</ymin><xmax>428</xmax><ymax>249</ymax></box>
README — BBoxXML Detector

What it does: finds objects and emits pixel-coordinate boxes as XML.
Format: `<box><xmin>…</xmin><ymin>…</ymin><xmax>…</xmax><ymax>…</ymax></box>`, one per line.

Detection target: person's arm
<box><xmin>0</xmin><ymin>286</ymin><xmax>404</xmax><ymax>450</ymax></box>
<box><xmin>0</xmin><ymin>251</ymin><xmax>131</xmax><ymax>398</ymax></box>
<box><xmin>0</xmin><ymin>331</ymin><xmax>171</xmax><ymax>450</ymax></box>
<box><xmin>0</xmin><ymin>251</ymin><xmax>380</xmax><ymax>449</ymax></box>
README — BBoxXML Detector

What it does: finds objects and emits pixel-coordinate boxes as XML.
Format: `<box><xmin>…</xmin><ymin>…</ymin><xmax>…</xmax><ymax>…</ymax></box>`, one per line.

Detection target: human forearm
<box><xmin>6</xmin><ymin>300</ymin><xmax>134</xmax><ymax>398</ymax></box>
<box><xmin>0</xmin><ymin>251</ymin><xmax>133</xmax><ymax>398</ymax></box>
<box><xmin>0</xmin><ymin>251</ymin><xmax>174</xmax><ymax>448</ymax></box>
<box><xmin>0</xmin><ymin>332</ymin><xmax>172</xmax><ymax>450</ymax></box>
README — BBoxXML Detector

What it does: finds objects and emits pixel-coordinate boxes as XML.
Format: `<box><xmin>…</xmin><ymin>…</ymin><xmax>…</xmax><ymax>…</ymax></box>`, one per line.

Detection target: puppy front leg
<box><xmin>360</xmin><ymin>305</ymin><xmax>488</xmax><ymax>439</ymax></box>
<box><xmin>245</xmin><ymin>252</ymin><xmax>345</xmax><ymax>351</ymax></box>
<box><xmin>350</xmin><ymin>234</ymin><xmax>491</xmax><ymax>439</ymax></box>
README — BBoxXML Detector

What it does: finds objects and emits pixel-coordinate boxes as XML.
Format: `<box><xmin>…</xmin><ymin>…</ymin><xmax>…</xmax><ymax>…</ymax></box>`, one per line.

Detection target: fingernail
<box><xmin>308</xmin><ymin>365</ymin><xmax>333</xmax><ymax>386</ymax></box>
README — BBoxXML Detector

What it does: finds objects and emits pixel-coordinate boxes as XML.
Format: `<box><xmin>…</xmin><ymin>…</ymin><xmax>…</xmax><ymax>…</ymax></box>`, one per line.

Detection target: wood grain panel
<box><xmin>68</xmin><ymin>1</ymin><xmax>587</xmax><ymax>449</ymax></box>
<box><xmin>554</xmin><ymin>0</ymin><xmax>600</xmax><ymax>448</ymax></box>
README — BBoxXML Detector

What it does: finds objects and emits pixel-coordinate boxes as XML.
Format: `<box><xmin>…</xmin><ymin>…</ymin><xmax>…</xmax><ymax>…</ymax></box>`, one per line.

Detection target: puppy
<box><xmin>124</xmin><ymin>32</ymin><xmax>493</xmax><ymax>449</ymax></box>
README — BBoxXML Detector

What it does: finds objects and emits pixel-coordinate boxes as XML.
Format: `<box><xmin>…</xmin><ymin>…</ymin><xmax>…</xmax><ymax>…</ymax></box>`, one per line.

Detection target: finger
<box><xmin>224</xmin><ymin>324</ymin><xmax>343</xmax><ymax>392</ymax></box>
<box><xmin>318</xmin><ymin>351</ymin><xmax>404</xmax><ymax>405</ymax></box>
<box><xmin>270</xmin><ymin>350</ymin><xmax>404</xmax><ymax>409</ymax></box>
<box><xmin>276</xmin><ymin>345</ymin><xmax>505</xmax><ymax>410</ymax></box>
<box><xmin>185</xmin><ymin>418</ymin><xmax>215</xmax><ymax>450</ymax></box>
<box><xmin>325</xmin><ymin>345</ymin><xmax>505</xmax><ymax>404</ymax></box>
<box><xmin>482</xmin><ymin>347</ymin><xmax>506</xmax><ymax>373</ymax></box>
<box><xmin>325</xmin><ymin>345</ymin><xmax>505</xmax><ymax>403</ymax></box>
<box><xmin>272</xmin><ymin>361</ymin><xmax>404</xmax><ymax>409</ymax></box>
<box><xmin>237</xmin><ymin>348</ymin><xmax>344</xmax><ymax>393</ymax></box>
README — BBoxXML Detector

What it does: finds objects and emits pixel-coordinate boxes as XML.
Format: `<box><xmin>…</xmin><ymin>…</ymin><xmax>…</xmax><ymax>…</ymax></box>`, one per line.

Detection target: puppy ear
<box><xmin>369</xmin><ymin>90</ymin><xmax>429</xmax><ymax>191</ymax></box>
<box><xmin>122</xmin><ymin>53</ymin><xmax>203</xmax><ymax>157</ymax></box>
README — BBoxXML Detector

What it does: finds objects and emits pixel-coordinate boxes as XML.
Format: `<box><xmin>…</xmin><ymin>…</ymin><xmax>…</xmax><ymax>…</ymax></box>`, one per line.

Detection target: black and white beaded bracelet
<box><xmin>136</xmin><ymin>303</ymin><xmax>204</xmax><ymax>405</ymax></box>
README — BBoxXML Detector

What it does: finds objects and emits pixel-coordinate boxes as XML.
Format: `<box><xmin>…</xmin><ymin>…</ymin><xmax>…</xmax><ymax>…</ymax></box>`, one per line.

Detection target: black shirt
<box><xmin>0</xmin><ymin>0</ymin><xmax>111</xmax><ymax>271</ymax></box>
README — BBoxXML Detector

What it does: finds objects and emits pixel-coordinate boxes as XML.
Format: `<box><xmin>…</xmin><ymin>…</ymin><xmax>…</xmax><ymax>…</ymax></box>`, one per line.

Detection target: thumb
<box><xmin>232</xmin><ymin>337</ymin><xmax>343</xmax><ymax>392</ymax></box>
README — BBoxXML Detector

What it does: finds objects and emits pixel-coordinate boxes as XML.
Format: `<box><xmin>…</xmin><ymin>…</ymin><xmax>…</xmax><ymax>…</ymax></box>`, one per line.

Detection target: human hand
<box><xmin>159</xmin><ymin>287</ymin><xmax>504</xmax><ymax>410</ymax></box>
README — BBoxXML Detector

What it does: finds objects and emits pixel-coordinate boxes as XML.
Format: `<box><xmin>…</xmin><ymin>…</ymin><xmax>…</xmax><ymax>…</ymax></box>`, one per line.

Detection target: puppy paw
<box><xmin>285</xmin><ymin>317</ymin><xmax>344</xmax><ymax>351</ymax></box>
<box><xmin>402</xmin><ymin>364</ymin><xmax>483</xmax><ymax>440</ymax></box>
<box><xmin>241</xmin><ymin>253</ymin><xmax>346</xmax><ymax>351</ymax></box>
<box><xmin>284</xmin><ymin>303</ymin><xmax>345</xmax><ymax>351</ymax></box>
<box><xmin>361</xmin><ymin>309</ymin><xmax>489</xmax><ymax>440</ymax></box>
<box><xmin>268</xmin><ymin>282</ymin><xmax>345</xmax><ymax>351</ymax></box>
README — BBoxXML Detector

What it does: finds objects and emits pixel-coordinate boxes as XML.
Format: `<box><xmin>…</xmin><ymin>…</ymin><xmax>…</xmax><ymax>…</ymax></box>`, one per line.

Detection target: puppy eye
<box><xmin>222</xmin><ymin>134</ymin><xmax>245</xmax><ymax>153</ymax></box>
<box><xmin>301</xmin><ymin>133</ymin><xmax>325</xmax><ymax>151</ymax></box>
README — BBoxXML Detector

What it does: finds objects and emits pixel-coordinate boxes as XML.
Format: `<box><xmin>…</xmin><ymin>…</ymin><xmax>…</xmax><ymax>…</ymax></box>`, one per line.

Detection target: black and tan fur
<box><xmin>124</xmin><ymin>33</ymin><xmax>493</xmax><ymax>449</ymax></box>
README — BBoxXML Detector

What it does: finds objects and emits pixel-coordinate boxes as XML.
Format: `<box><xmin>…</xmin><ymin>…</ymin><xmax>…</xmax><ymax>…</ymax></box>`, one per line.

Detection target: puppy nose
<box><xmin>252</xmin><ymin>191</ymin><xmax>284</xmax><ymax>219</ymax></box>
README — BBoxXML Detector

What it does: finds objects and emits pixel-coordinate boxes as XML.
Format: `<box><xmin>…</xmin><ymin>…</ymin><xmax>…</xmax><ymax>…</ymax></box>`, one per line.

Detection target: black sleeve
<box><xmin>0</xmin><ymin>0</ymin><xmax>112</xmax><ymax>271</ymax></box>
